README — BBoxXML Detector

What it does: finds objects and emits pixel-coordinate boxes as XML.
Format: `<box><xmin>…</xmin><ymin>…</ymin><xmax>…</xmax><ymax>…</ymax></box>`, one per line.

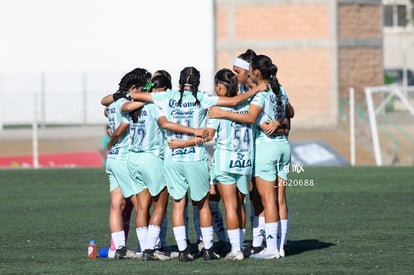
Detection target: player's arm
<box><xmin>121</xmin><ymin>101</ymin><xmax>145</xmax><ymax>113</ymax></box>
<box><xmin>261</xmin><ymin>102</ymin><xmax>294</xmax><ymax>136</ymax></box>
<box><xmin>101</xmin><ymin>90</ymin><xmax>131</xmax><ymax>106</ymax></box>
<box><xmin>215</xmin><ymin>82</ymin><xmax>267</xmax><ymax>107</ymax></box>
<box><xmin>167</xmin><ymin>137</ymin><xmax>204</xmax><ymax>149</ymax></box>
<box><xmin>167</xmin><ymin>128</ymin><xmax>215</xmax><ymax>149</ymax></box>
<box><xmin>208</xmin><ymin>104</ymin><xmax>262</xmax><ymax>124</ymax></box>
<box><xmin>101</xmin><ymin>94</ymin><xmax>114</xmax><ymax>106</ymax></box>
<box><xmin>106</xmin><ymin>122</ymin><xmax>129</xmax><ymax>150</ymax></box>
<box><xmin>129</xmin><ymin>92</ymin><xmax>153</xmax><ymax>103</ymax></box>
<box><xmin>157</xmin><ymin>116</ymin><xmax>208</xmax><ymax>138</ymax></box>
<box><xmin>260</xmin><ymin>118</ymin><xmax>289</xmax><ymax>136</ymax></box>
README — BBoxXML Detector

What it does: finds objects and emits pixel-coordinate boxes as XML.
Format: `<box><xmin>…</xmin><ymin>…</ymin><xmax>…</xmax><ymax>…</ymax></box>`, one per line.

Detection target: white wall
<box><xmin>0</xmin><ymin>0</ymin><xmax>215</xmax><ymax>125</ymax></box>
<box><xmin>383</xmin><ymin>28</ymin><xmax>414</xmax><ymax>71</ymax></box>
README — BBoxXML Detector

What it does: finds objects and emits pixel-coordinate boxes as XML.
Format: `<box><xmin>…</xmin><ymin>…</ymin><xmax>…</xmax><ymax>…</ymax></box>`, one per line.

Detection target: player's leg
<box><xmin>276</xmin><ymin>142</ymin><xmax>291</xmax><ymax>257</ymax></box>
<box><xmin>134</xmin><ymin>189</ymin><xmax>151</xmax><ymax>255</ymax></box>
<box><xmin>277</xmin><ymin>179</ymin><xmax>288</xmax><ymax>257</ymax></box>
<box><xmin>237</xmin><ymin>190</ymin><xmax>246</xmax><ymax>251</ymax></box>
<box><xmin>195</xmin><ymin>195</ymin><xmax>220</xmax><ymax>260</ymax></box>
<box><xmin>143</xmin><ymin>187</ymin><xmax>169</xmax><ymax>261</ymax></box>
<box><xmin>122</xmin><ymin>198</ymin><xmax>134</xmax><ymax>242</ymax></box>
<box><xmin>164</xmin><ymin>160</ymin><xmax>193</xmax><ymax>262</ymax></box>
<box><xmin>209</xmin><ymin>190</ymin><xmax>229</xmax><ymax>254</ymax></box>
<box><xmin>107</xmin><ymin>158</ymin><xmax>137</xmax><ymax>259</ymax></box>
<box><xmin>249</xmin><ymin>142</ymin><xmax>280</xmax><ymax>259</ymax></box>
<box><xmin>251</xmin><ymin>187</ymin><xmax>265</xmax><ymax>254</ymax></box>
<box><xmin>217</xmin><ymin>181</ymin><xmax>244</xmax><ymax>260</ymax></box>
<box><xmin>109</xmin><ymin>187</ymin><xmax>127</xmax><ymax>253</ymax></box>
<box><xmin>192</xmin><ymin>200</ymin><xmax>203</xmax><ymax>251</ymax></box>
<box><xmin>187</xmin><ymin>161</ymin><xmax>219</xmax><ymax>260</ymax></box>
<box><xmin>172</xmin><ymin>196</ymin><xmax>193</xmax><ymax>261</ymax></box>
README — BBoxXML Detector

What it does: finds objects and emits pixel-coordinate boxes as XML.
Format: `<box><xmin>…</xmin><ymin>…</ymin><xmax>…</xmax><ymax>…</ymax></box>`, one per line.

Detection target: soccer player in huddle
<box><xmin>207</xmin><ymin>68</ymin><xmax>260</xmax><ymax>260</ymax></box>
<box><xmin>209</xmin><ymin>54</ymin><xmax>293</xmax><ymax>259</ymax></box>
<box><xmin>104</xmin><ymin>68</ymin><xmax>151</xmax><ymax>259</ymax></box>
<box><xmin>129</xmin><ymin>66</ymin><xmax>265</xmax><ymax>261</ymax></box>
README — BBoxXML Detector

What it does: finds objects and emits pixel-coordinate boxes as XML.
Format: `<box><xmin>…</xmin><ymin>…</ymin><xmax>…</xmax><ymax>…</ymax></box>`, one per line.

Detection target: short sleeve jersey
<box><xmin>207</xmin><ymin>100</ymin><xmax>254</xmax><ymax>175</ymax></box>
<box><xmin>128</xmin><ymin>103</ymin><xmax>165</xmax><ymax>159</ymax></box>
<box><xmin>151</xmin><ymin>90</ymin><xmax>218</xmax><ymax>161</ymax></box>
<box><xmin>106</xmin><ymin>98</ymin><xmax>130</xmax><ymax>160</ymax></box>
<box><xmin>251</xmin><ymin>85</ymin><xmax>290</xmax><ymax>144</ymax></box>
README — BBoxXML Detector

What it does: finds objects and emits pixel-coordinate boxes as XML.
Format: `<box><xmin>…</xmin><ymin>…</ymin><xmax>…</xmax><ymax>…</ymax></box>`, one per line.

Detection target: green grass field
<box><xmin>1</xmin><ymin>167</ymin><xmax>413</xmax><ymax>274</ymax></box>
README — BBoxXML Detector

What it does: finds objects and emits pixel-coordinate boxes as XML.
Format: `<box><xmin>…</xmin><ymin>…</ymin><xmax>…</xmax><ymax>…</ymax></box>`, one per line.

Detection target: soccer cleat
<box><xmin>125</xmin><ymin>249</ymin><xmax>139</xmax><ymax>258</ymax></box>
<box><xmin>202</xmin><ymin>247</ymin><xmax>220</xmax><ymax>260</ymax></box>
<box><xmin>178</xmin><ymin>248</ymin><xmax>194</xmax><ymax>262</ymax></box>
<box><xmin>249</xmin><ymin>248</ymin><xmax>280</xmax><ymax>259</ymax></box>
<box><xmin>142</xmin><ymin>249</ymin><xmax>158</xmax><ymax>261</ymax></box>
<box><xmin>108</xmin><ymin>249</ymin><xmax>116</xmax><ymax>259</ymax></box>
<box><xmin>249</xmin><ymin>245</ymin><xmax>264</xmax><ymax>255</ymax></box>
<box><xmin>197</xmin><ymin>239</ymin><xmax>204</xmax><ymax>253</ymax></box>
<box><xmin>114</xmin><ymin>247</ymin><xmax>138</xmax><ymax>259</ymax></box>
<box><xmin>169</xmin><ymin>251</ymin><xmax>179</xmax><ymax>259</ymax></box>
<box><xmin>279</xmin><ymin>245</ymin><xmax>288</xmax><ymax>258</ymax></box>
<box><xmin>279</xmin><ymin>248</ymin><xmax>285</xmax><ymax>258</ymax></box>
<box><xmin>154</xmin><ymin>247</ymin><xmax>172</xmax><ymax>261</ymax></box>
<box><xmin>114</xmin><ymin>247</ymin><xmax>128</xmax><ymax>259</ymax></box>
<box><xmin>225</xmin><ymin>250</ymin><xmax>244</xmax><ymax>261</ymax></box>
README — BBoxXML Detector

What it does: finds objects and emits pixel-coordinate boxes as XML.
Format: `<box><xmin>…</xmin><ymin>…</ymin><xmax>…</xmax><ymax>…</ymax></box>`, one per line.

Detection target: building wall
<box><xmin>215</xmin><ymin>0</ymin><xmax>383</xmax><ymax>128</ymax></box>
<box><xmin>337</xmin><ymin>1</ymin><xmax>383</xmax><ymax>107</ymax></box>
<box><xmin>383</xmin><ymin>29</ymin><xmax>414</xmax><ymax>72</ymax></box>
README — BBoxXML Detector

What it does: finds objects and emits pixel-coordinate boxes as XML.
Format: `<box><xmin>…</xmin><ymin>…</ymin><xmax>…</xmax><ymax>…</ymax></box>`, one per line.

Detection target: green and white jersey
<box><xmin>106</xmin><ymin>98</ymin><xmax>130</xmax><ymax>160</ymax></box>
<box><xmin>129</xmin><ymin>103</ymin><xmax>165</xmax><ymax>159</ymax></box>
<box><xmin>207</xmin><ymin>101</ymin><xmax>254</xmax><ymax>175</ymax></box>
<box><xmin>151</xmin><ymin>90</ymin><xmax>218</xmax><ymax>162</ymax></box>
<box><xmin>251</xmin><ymin>85</ymin><xmax>290</xmax><ymax>144</ymax></box>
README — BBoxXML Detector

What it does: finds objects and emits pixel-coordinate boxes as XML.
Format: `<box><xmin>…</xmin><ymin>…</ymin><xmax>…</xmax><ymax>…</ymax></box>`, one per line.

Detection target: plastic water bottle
<box><xmin>88</xmin><ymin>240</ymin><xmax>97</xmax><ymax>258</ymax></box>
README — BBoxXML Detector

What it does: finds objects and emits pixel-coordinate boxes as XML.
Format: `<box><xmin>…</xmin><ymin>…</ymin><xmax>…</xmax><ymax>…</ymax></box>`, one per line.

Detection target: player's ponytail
<box><xmin>178</xmin><ymin>67</ymin><xmax>201</xmax><ymax>106</ymax></box>
<box><xmin>251</xmin><ymin>55</ymin><xmax>283</xmax><ymax>119</ymax></box>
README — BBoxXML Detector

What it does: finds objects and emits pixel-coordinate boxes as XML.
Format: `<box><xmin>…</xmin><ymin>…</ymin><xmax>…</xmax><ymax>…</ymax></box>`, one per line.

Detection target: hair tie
<box><xmin>144</xmin><ymin>81</ymin><xmax>154</xmax><ymax>92</ymax></box>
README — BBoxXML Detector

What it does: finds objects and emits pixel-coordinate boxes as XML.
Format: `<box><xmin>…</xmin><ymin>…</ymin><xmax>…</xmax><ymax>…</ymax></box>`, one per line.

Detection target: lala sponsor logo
<box><xmin>172</xmin><ymin>146</ymin><xmax>196</xmax><ymax>156</ymax></box>
<box><xmin>229</xmin><ymin>153</ymin><xmax>252</xmax><ymax>168</ymax></box>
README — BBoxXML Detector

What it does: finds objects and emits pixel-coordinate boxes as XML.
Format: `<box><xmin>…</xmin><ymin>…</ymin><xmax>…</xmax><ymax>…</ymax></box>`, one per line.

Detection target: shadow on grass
<box><xmin>164</xmin><ymin>239</ymin><xmax>335</xmax><ymax>258</ymax></box>
<box><xmin>286</xmin><ymin>239</ymin><xmax>336</xmax><ymax>256</ymax></box>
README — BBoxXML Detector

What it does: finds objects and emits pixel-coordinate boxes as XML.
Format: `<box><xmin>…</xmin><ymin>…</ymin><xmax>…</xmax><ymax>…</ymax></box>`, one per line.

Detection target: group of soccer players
<box><xmin>101</xmin><ymin>49</ymin><xmax>294</xmax><ymax>262</ymax></box>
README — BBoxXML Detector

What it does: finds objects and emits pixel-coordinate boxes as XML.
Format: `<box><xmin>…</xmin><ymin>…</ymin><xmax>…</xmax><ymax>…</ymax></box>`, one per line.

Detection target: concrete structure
<box><xmin>382</xmin><ymin>0</ymin><xmax>414</xmax><ymax>83</ymax></box>
<box><xmin>215</xmin><ymin>0</ymin><xmax>383</xmax><ymax>128</ymax></box>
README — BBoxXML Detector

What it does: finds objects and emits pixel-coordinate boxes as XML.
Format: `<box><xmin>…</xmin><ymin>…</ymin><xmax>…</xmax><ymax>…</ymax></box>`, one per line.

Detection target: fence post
<box><xmin>0</xmin><ymin>73</ymin><xmax>3</xmax><ymax>130</ymax></box>
<box><xmin>32</xmin><ymin>93</ymin><xmax>39</xmax><ymax>169</ymax></box>
<box><xmin>40</xmin><ymin>72</ymin><xmax>46</xmax><ymax>128</ymax></box>
<box><xmin>349</xmin><ymin>87</ymin><xmax>355</xmax><ymax>166</ymax></box>
<box><xmin>365</xmin><ymin>87</ymin><xmax>382</xmax><ymax>166</ymax></box>
<box><xmin>82</xmin><ymin>72</ymin><xmax>88</xmax><ymax>126</ymax></box>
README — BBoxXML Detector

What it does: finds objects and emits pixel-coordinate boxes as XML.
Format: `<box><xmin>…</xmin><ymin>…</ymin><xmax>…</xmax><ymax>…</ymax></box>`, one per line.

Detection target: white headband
<box><xmin>233</xmin><ymin>58</ymin><xmax>250</xmax><ymax>71</ymax></box>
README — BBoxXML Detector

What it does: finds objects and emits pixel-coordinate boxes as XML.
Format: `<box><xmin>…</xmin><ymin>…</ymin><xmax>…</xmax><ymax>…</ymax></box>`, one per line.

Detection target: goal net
<box><xmin>365</xmin><ymin>84</ymin><xmax>414</xmax><ymax>166</ymax></box>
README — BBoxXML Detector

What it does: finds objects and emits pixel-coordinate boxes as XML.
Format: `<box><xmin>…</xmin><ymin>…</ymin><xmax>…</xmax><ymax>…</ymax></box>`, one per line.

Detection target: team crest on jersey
<box><xmin>172</xmin><ymin>146</ymin><xmax>196</xmax><ymax>156</ymax></box>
